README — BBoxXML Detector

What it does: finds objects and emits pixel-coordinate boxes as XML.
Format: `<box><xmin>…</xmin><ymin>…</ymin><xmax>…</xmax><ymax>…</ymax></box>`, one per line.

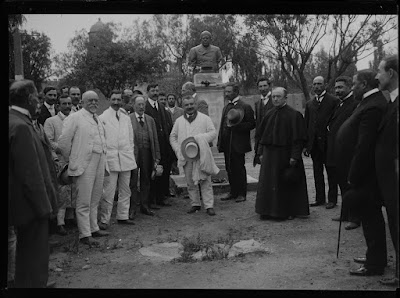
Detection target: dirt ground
<box><xmin>45</xmin><ymin>153</ymin><xmax>398</xmax><ymax>292</ymax></box>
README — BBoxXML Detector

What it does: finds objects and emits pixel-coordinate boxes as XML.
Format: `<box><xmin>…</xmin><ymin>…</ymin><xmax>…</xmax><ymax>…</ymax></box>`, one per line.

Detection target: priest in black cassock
<box><xmin>255</xmin><ymin>87</ymin><xmax>309</xmax><ymax>220</ymax></box>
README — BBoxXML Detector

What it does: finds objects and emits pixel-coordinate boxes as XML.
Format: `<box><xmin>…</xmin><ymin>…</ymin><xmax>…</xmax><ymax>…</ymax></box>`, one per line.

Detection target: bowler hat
<box><xmin>227</xmin><ymin>108</ymin><xmax>244</xmax><ymax>127</ymax></box>
<box><xmin>181</xmin><ymin>136</ymin><xmax>200</xmax><ymax>161</ymax></box>
<box><xmin>282</xmin><ymin>166</ymin><xmax>301</xmax><ymax>185</ymax></box>
<box><xmin>342</xmin><ymin>187</ymin><xmax>369</xmax><ymax>211</ymax></box>
<box><xmin>57</xmin><ymin>163</ymin><xmax>73</xmax><ymax>185</ymax></box>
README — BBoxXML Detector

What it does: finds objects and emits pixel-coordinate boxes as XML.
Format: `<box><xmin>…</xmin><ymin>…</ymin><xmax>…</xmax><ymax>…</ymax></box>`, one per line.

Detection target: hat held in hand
<box><xmin>181</xmin><ymin>136</ymin><xmax>200</xmax><ymax>161</ymax></box>
<box><xmin>227</xmin><ymin>108</ymin><xmax>244</xmax><ymax>127</ymax></box>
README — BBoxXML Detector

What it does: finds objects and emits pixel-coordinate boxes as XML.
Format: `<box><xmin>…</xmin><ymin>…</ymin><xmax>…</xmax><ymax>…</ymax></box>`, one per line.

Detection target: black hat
<box><xmin>227</xmin><ymin>108</ymin><xmax>244</xmax><ymax>127</ymax></box>
<box><xmin>57</xmin><ymin>163</ymin><xmax>73</xmax><ymax>185</ymax></box>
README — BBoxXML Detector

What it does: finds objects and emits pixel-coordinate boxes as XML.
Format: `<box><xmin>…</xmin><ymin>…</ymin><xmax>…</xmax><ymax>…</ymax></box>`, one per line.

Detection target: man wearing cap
<box><xmin>98</xmin><ymin>90</ymin><xmax>137</xmax><ymax>230</ymax></box>
<box><xmin>255</xmin><ymin>87</ymin><xmax>309</xmax><ymax>220</ymax></box>
<box><xmin>170</xmin><ymin>95</ymin><xmax>219</xmax><ymax>215</ymax></box>
<box><xmin>188</xmin><ymin>30</ymin><xmax>224</xmax><ymax>73</ymax></box>
<box><xmin>44</xmin><ymin>94</ymin><xmax>77</xmax><ymax>236</ymax></box>
<box><xmin>218</xmin><ymin>82</ymin><xmax>255</xmax><ymax>203</ymax></box>
<box><xmin>254</xmin><ymin>76</ymin><xmax>274</xmax><ymax>167</ymax></box>
<box><xmin>58</xmin><ymin>90</ymin><xmax>110</xmax><ymax>246</ymax></box>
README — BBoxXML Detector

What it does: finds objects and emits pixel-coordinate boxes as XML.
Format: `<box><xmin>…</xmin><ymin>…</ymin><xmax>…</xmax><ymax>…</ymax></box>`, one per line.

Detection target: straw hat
<box><xmin>181</xmin><ymin>136</ymin><xmax>200</xmax><ymax>161</ymax></box>
<box><xmin>226</xmin><ymin>108</ymin><xmax>244</xmax><ymax>127</ymax></box>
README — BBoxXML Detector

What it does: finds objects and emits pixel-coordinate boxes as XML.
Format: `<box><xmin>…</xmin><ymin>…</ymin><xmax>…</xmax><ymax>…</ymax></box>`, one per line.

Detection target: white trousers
<box><xmin>183</xmin><ymin>161</ymin><xmax>214</xmax><ymax>209</ymax></box>
<box><xmin>75</xmin><ymin>152</ymin><xmax>105</xmax><ymax>239</ymax></box>
<box><xmin>99</xmin><ymin>170</ymin><xmax>131</xmax><ymax>224</ymax></box>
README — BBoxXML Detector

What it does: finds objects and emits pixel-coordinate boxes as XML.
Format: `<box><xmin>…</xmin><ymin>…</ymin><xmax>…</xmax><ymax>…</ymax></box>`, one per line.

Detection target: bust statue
<box><xmin>188</xmin><ymin>31</ymin><xmax>224</xmax><ymax>73</ymax></box>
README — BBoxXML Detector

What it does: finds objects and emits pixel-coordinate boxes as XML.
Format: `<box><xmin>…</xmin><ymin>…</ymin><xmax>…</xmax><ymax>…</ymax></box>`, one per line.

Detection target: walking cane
<box><xmin>336</xmin><ymin>202</ymin><xmax>344</xmax><ymax>258</ymax></box>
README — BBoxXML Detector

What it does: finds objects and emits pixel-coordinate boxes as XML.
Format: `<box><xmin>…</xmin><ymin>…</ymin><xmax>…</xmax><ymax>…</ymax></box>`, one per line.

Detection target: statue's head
<box><xmin>200</xmin><ymin>31</ymin><xmax>212</xmax><ymax>47</ymax></box>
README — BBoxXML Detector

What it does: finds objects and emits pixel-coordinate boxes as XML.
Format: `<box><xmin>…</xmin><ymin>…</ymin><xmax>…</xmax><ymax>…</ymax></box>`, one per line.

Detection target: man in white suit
<box><xmin>98</xmin><ymin>90</ymin><xmax>137</xmax><ymax>229</ymax></box>
<box><xmin>58</xmin><ymin>90</ymin><xmax>110</xmax><ymax>246</ymax></box>
<box><xmin>44</xmin><ymin>94</ymin><xmax>76</xmax><ymax>236</ymax></box>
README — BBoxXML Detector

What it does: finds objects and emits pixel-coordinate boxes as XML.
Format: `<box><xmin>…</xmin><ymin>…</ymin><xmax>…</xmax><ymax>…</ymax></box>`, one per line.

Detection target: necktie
<box><xmin>153</xmin><ymin>103</ymin><xmax>157</xmax><ymax>111</ymax></box>
<box><xmin>139</xmin><ymin>116</ymin><xmax>144</xmax><ymax>127</ymax></box>
<box><xmin>116</xmin><ymin>111</ymin><xmax>119</xmax><ymax>121</ymax></box>
<box><xmin>93</xmin><ymin>114</ymin><xmax>98</xmax><ymax>124</ymax></box>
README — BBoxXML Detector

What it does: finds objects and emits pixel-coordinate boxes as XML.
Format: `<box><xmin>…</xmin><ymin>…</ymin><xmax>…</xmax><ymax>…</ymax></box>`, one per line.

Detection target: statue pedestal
<box><xmin>194</xmin><ymin>73</ymin><xmax>225</xmax><ymax>147</ymax></box>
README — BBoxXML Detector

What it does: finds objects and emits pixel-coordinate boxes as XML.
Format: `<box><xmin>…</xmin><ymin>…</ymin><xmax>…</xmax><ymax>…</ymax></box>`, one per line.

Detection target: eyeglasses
<box><xmin>86</xmin><ymin>99</ymin><xmax>99</xmax><ymax>103</ymax></box>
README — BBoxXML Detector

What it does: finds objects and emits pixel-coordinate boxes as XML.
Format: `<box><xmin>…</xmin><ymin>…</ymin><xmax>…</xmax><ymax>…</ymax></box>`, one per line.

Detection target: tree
<box><xmin>245</xmin><ymin>14</ymin><xmax>329</xmax><ymax>101</ymax></box>
<box><xmin>54</xmin><ymin>22</ymin><xmax>167</xmax><ymax>97</ymax></box>
<box><xmin>325</xmin><ymin>15</ymin><xmax>397</xmax><ymax>90</ymax></box>
<box><xmin>21</xmin><ymin>30</ymin><xmax>53</xmax><ymax>92</ymax></box>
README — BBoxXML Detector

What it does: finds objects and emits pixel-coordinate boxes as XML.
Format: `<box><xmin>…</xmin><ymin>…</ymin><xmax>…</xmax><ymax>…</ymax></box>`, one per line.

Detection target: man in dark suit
<box><xmin>181</xmin><ymin>81</ymin><xmax>209</xmax><ymax>116</ymax></box>
<box><xmin>9</xmin><ymin>80</ymin><xmax>59</xmax><ymax>287</ymax></box>
<box><xmin>326</xmin><ymin>76</ymin><xmax>361</xmax><ymax>229</ymax></box>
<box><xmin>129</xmin><ymin>94</ymin><xmax>161</xmax><ymax>218</ymax></box>
<box><xmin>254</xmin><ymin>76</ymin><xmax>274</xmax><ymax>167</ymax></box>
<box><xmin>38</xmin><ymin>86</ymin><xmax>58</xmax><ymax>126</ymax></box>
<box><xmin>304</xmin><ymin>76</ymin><xmax>339</xmax><ymax>207</ymax></box>
<box><xmin>218</xmin><ymin>82</ymin><xmax>255</xmax><ymax>203</ymax></box>
<box><xmin>145</xmin><ymin>83</ymin><xmax>174</xmax><ymax>208</ymax></box>
<box><xmin>336</xmin><ymin>69</ymin><xmax>388</xmax><ymax>277</ymax></box>
<box><xmin>375</xmin><ymin>55</ymin><xmax>399</xmax><ymax>286</ymax></box>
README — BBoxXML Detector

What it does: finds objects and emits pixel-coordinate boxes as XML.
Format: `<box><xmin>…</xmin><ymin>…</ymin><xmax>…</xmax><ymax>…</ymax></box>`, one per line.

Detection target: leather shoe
<box><xmin>349</xmin><ymin>266</ymin><xmax>384</xmax><ymax>276</ymax></box>
<box><xmin>221</xmin><ymin>194</ymin><xmax>236</xmax><ymax>201</ymax></box>
<box><xmin>92</xmin><ymin>230</ymin><xmax>110</xmax><ymax>237</ymax></box>
<box><xmin>379</xmin><ymin>277</ymin><xmax>399</xmax><ymax>286</ymax></box>
<box><xmin>345</xmin><ymin>222</ymin><xmax>360</xmax><ymax>230</ymax></box>
<box><xmin>260</xmin><ymin>215</ymin><xmax>272</xmax><ymax>220</ymax></box>
<box><xmin>206</xmin><ymin>208</ymin><xmax>216</xmax><ymax>216</ymax></box>
<box><xmin>140</xmin><ymin>207</ymin><xmax>154</xmax><ymax>216</ymax></box>
<box><xmin>149</xmin><ymin>204</ymin><xmax>161</xmax><ymax>210</ymax></box>
<box><xmin>80</xmin><ymin>237</ymin><xmax>99</xmax><ymax>246</ymax></box>
<box><xmin>187</xmin><ymin>206</ymin><xmax>201</xmax><ymax>214</ymax></box>
<box><xmin>117</xmin><ymin>219</ymin><xmax>135</xmax><ymax>225</ymax></box>
<box><xmin>56</xmin><ymin>225</ymin><xmax>67</xmax><ymax>236</ymax></box>
<box><xmin>235</xmin><ymin>196</ymin><xmax>246</xmax><ymax>203</ymax></box>
<box><xmin>325</xmin><ymin>202</ymin><xmax>336</xmax><ymax>209</ymax></box>
<box><xmin>331</xmin><ymin>217</ymin><xmax>343</xmax><ymax>222</ymax></box>
<box><xmin>353</xmin><ymin>257</ymin><xmax>366</xmax><ymax>264</ymax></box>
<box><xmin>310</xmin><ymin>202</ymin><xmax>324</xmax><ymax>207</ymax></box>
<box><xmin>98</xmin><ymin>222</ymin><xmax>108</xmax><ymax>230</ymax></box>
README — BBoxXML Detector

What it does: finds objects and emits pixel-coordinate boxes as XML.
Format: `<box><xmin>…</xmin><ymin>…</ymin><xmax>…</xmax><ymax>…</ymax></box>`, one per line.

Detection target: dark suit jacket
<box><xmin>375</xmin><ymin>96</ymin><xmax>398</xmax><ymax>207</ymax></box>
<box><xmin>9</xmin><ymin>109</ymin><xmax>58</xmax><ymax>227</ymax></box>
<box><xmin>217</xmin><ymin>98</ymin><xmax>256</xmax><ymax>154</ymax></box>
<box><xmin>144</xmin><ymin>100</ymin><xmax>174</xmax><ymax>164</ymax></box>
<box><xmin>254</xmin><ymin>94</ymin><xmax>274</xmax><ymax>153</ymax></box>
<box><xmin>335</xmin><ymin>90</ymin><xmax>387</xmax><ymax>188</ymax></box>
<box><xmin>130</xmin><ymin>113</ymin><xmax>161</xmax><ymax>165</ymax></box>
<box><xmin>325</xmin><ymin>94</ymin><xmax>358</xmax><ymax>166</ymax></box>
<box><xmin>304</xmin><ymin>92</ymin><xmax>339</xmax><ymax>153</ymax></box>
<box><xmin>38</xmin><ymin>104</ymin><xmax>58</xmax><ymax>126</ymax></box>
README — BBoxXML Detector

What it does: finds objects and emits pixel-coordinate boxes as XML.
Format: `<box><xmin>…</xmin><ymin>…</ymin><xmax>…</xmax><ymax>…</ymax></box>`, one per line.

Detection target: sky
<box><xmin>21</xmin><ymin>14</ymin><xmax>398</xmax><ymax>72</ymax></box>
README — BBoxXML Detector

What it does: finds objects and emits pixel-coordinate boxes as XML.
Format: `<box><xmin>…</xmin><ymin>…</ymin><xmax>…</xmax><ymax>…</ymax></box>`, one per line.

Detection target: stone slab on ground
<box><xmin>227</xmin><ymin>239</ymin><xmax>271</xmax><ymax>258</ymax></box>
<box><xmin>138</xmin><ymin>242</ymin><xmax>183</xmax><ymax>262</ymax></box>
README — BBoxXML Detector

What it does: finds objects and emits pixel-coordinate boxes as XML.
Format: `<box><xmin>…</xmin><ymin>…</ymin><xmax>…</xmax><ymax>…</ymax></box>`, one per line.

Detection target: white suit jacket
<box><xmin>99</xmin><ymin>107</ymin><xmax>137</xmax><ymax>172</ymax></box>
<box><xmin>58</xmin><ymin>108</ymin><xmax>109</xmax><ymax>176</ymax></box>
<box><xmin>43</xmin><ymin>112</ymin><xmax>65</xmax><ymax>153</ymax></box>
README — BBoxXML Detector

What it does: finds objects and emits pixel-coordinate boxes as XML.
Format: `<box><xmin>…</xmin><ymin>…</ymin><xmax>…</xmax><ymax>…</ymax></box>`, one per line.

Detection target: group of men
<box><xmin>8</xmin><ymin>52</ymin><xmax>398</xmax><ymax>288</ymax></box>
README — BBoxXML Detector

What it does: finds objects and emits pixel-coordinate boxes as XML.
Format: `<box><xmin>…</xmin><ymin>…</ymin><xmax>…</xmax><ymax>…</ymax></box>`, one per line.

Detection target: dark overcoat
<box><xmin>217</xmin><ymin>98</ymin><xmax>255</xmax><ymax>154</ymax></box>
<box><xmin>9</xmin><ymin>109</ymin><xmax>58</xmax><ymax>227</ymax></box>
<box><xmin>255</xmin><ymin>104</ymin><xmax>309</xmax><ymax>217</ymax></box>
